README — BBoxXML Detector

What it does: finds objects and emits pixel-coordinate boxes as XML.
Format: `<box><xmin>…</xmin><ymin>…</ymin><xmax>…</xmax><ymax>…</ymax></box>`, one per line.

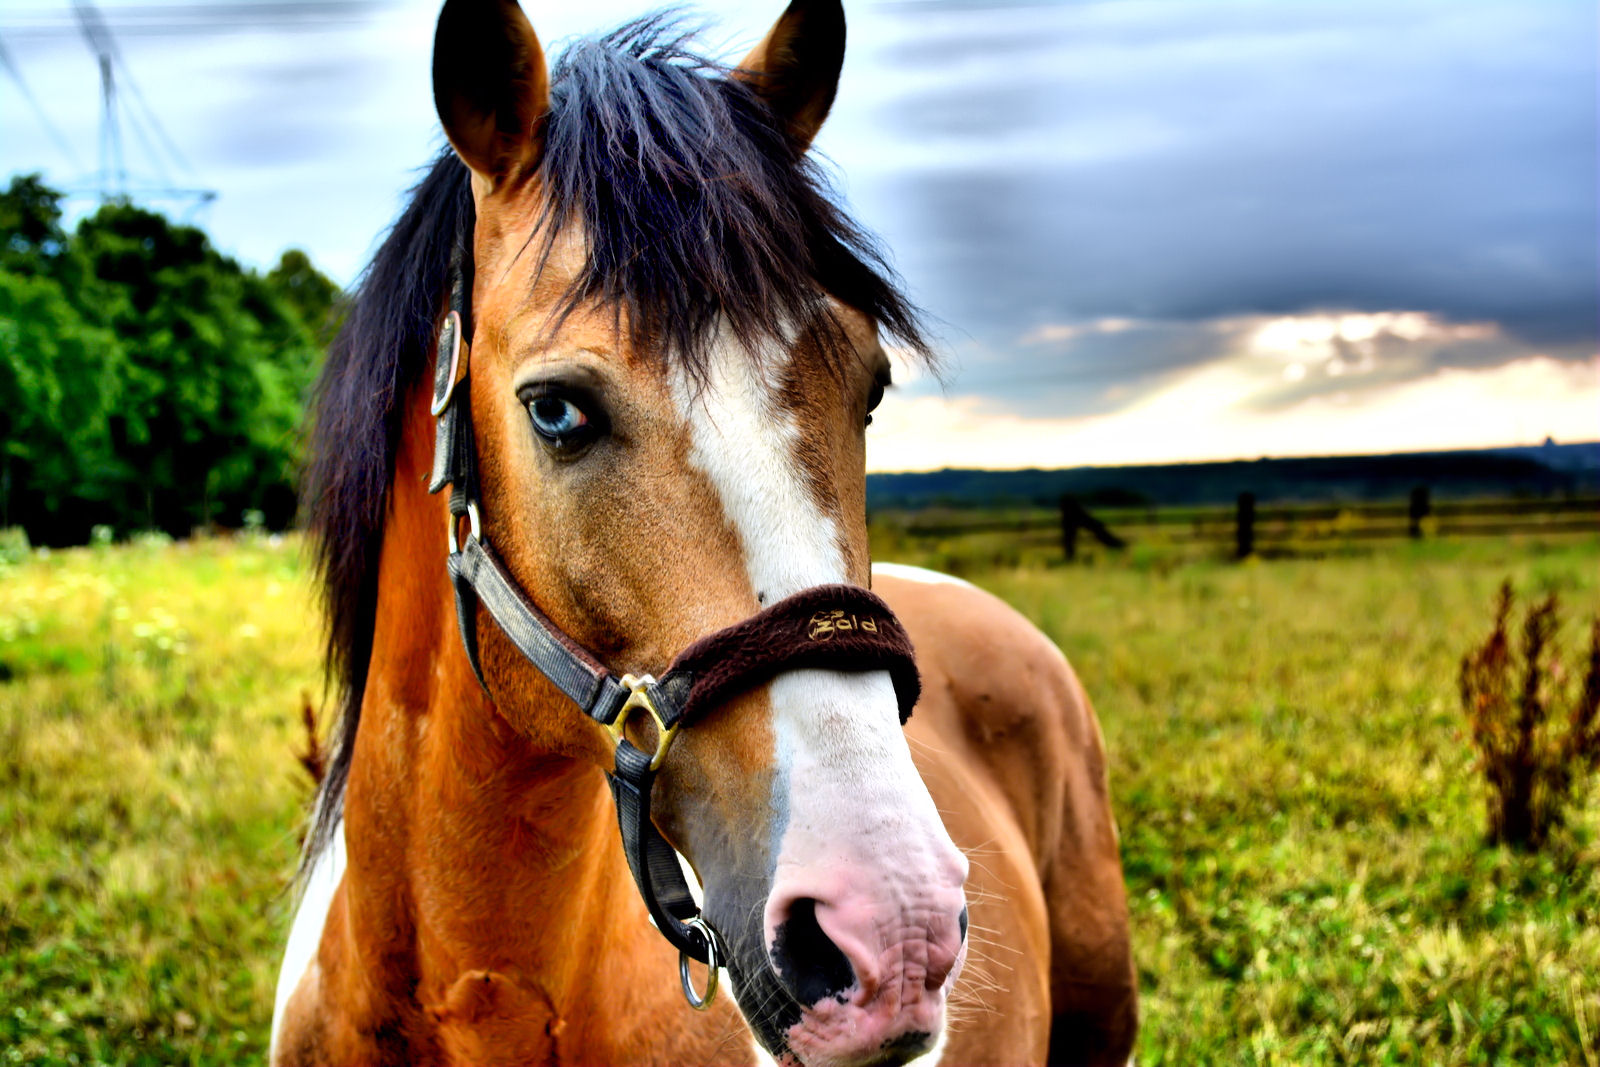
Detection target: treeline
<box><xmin>0</xmin><ymin>174</ymin><xmax>340</xmax><ymax>546</ymax></box>
<box><xmin>866</xmin><ymin>446</ymin><xmax>1598</xmax><ymax>512</ymax></box>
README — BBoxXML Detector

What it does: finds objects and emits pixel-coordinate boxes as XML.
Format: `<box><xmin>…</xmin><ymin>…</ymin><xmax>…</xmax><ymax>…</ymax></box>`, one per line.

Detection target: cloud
<box><xmin>866</xmin><ymin>352</ymin><xmax>1600</xmax><ymax>472</ymax></box>
<box><xmin>1230</xmin><ymin>312</ymin><xmax>1573</xmax><ymax>410</ymax></box>
<box><xmin>1018</xmin><ymin>318</ymin><xmax>1137</xmax><ymax>346</ymax></box>
<box><xmin>979</xmin><ymin>309</ymin><xmax>1597</xmax><ymax>418</ymax></box>
<box><xmin>833</xmin><ymin>0</ymin><xmax>1597</xmax><ymax>386</ymax></box>
<box><xmin>912</xmin><ymin>317</ymin><xmax>1236</xmax><ymax>418</ymax></box>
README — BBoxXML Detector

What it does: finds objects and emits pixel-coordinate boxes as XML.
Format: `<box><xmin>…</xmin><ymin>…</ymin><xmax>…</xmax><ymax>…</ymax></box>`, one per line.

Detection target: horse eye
<box><xmin>864</xmin><ymin>378</ymin><xmax>887</xmax><ymax>428</ymax></box>
<box><xmin>527</xmin><ymin>395</ymin><xmax>593</xmax><ymax>448</ymax></box>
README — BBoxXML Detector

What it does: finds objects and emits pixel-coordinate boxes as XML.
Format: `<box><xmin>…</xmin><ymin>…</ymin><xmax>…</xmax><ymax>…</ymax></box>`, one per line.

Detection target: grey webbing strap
<box><xmin>428</xmin><ymin>215</ymin><xmax>472</xmax><ymax>494</ymax></box>
<box><xmin>428</xmin><ymin>376</ymin><xmax>471</xmax><ymax>497</ymax></box>
<box><xmin>448</xmin><ymin>537</ymin><xmax>632</xmax><ymax>728</ymax></box>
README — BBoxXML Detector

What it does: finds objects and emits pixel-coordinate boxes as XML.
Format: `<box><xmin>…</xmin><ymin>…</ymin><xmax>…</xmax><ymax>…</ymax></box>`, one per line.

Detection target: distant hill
<box><xmin>866</xmin><ymin>442</ymin><xmax>1600</xmax><ymax>511</ymax></box>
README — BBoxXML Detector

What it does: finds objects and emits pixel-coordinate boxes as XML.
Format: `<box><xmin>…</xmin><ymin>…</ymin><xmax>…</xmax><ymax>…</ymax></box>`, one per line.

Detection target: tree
<box><xmin>0</xmin><ymin>174</ymin><xmax>71</xmax><ymax>279</ymax></box>
<box><xmin>267</xmin><ymin>248</ymin><xmax>344</xmax><ymax>345</ymax></box>
<box><xmin>0</xmin><ymin>174</ymin><xmax>339</xmax><ymax>543</ymax></box>
<box><xmin>0</xmin><ymin>271</ymin><xmax>120</xmax><ymax>535</ymax></box>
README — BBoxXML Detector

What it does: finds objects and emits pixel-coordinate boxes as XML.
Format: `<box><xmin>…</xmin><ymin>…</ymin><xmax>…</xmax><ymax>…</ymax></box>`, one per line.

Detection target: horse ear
<box><xmin>432</xmin><ymin>0</ymin><xmax>549</xmax><ymax>187</ymax></box>
<box><xmin>733</xmin><ymin>0</ymin><xmax>846</xmax><ymax>152</ymax></box>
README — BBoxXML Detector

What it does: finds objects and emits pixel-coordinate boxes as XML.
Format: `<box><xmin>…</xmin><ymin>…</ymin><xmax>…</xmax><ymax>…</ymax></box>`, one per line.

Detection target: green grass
<box><xmin>0</xmin><ymin>536</ymin><xmax>317</xmax><ymax>1066</ymax></box>
<box><xmin>2</xmin><ymin>532</ymin><xmax>1597</xmax><ymax>1064</ymax></box>
<box><xmin>931</xmin><ymin>536</ymin><xmax>1600</xmax><ymax>1067</ymax></box>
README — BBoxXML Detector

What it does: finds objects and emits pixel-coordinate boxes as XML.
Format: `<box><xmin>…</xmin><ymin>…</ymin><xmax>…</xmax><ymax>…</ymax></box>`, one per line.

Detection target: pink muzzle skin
<box><xmin>764</xmin><ymin>844</ymin><xmax>969</xmax><ymax>1066</ymax></box>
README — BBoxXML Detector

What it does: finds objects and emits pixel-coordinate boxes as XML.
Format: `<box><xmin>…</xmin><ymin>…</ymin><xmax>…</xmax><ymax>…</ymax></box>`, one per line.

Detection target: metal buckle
<box><xmin>446</xmin><ymin>501</ymin><xmax>481</xmax><ymax>555</ymax></box>
<box><xmin>679</xmin><ymin>915</ymin><xmax>720</xmax><ymax>1010</ymax></box>
<box><xmin>609</xmin><ymin>674</ymin><xmax>679</xmax><ymax>772</ymax></box>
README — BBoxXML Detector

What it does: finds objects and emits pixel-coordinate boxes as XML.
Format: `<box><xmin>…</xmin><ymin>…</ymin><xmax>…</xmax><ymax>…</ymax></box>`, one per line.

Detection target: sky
<box><xmin>2</xmin><ymin>0</ymin><xmax>1596</xmax><ymax>472</ymax></box>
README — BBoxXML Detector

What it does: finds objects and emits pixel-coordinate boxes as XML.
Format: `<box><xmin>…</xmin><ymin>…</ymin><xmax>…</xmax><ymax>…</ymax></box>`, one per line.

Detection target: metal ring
<box><xmin>446</xmin><ymin>501</ymin><xmax>482</xmax><ymax>555</ymax></box>
<box><xmin>678</xmin><ymin>916</ymin><xmax>720</xmax><ymax>1011</ymax></box>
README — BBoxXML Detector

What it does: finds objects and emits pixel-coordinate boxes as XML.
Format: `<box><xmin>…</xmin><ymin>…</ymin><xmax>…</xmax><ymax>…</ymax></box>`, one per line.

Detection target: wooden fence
<box><xmin>892</xmin><ymin>488</ymin><xmax>1600</xmax><ymax>561</ymax></box>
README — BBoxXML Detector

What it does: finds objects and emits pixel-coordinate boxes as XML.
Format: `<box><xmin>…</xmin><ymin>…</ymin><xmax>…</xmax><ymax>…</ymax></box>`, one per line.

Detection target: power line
<box><xmin>74</xmin><ymin>1</ymin><xmax>195</xmax><ymax>177</ymax></box>
<box><xmin>118</xmin><ymin>76</ymin><xmax>177</xmax><ymax>187</ymax></box>
<box><xmin>63</xmin><ymin>0</ymin><xmax>216</xmax><ymax>208</ymax></box>
<box><xmin>0</xmin><ymin>32</ymin><xmax>85</xmax><ymax>169</ymax></box>
<box><xmin>71</xmin><ymin>1</ymin><xmax>128</xmax><ymax>192</ymax></box>
<box><xmin>0</xmin><ymin>2</ymin><xmax>382</xmax><ymax>40</ymax></box>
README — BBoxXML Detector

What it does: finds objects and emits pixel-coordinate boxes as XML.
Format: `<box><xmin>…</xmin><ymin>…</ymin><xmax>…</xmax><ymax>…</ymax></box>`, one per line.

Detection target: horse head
<box><xmin>426</xmin><ymin>1</ymin><xmax>967</xmax><ymax>1062</ymax></box>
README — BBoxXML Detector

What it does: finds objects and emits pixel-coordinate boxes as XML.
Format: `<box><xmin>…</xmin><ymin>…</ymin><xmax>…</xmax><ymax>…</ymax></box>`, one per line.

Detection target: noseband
<box><xmin>426</xmin><ymin>225</ymin><xmax>921</xmax><ymax>1008</ymax></box>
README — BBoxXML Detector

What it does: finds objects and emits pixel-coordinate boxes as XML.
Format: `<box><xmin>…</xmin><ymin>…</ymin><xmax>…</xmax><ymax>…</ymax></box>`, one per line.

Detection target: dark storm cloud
<box><xmin>859</xmin><ymin>0</ymin><xmax>1597</xmax><ymax>406</ymax></box>
<box><xmin>944</xmin><ymin>319</ymin><xmax>1236</xmax><ymax>417</ymax></box>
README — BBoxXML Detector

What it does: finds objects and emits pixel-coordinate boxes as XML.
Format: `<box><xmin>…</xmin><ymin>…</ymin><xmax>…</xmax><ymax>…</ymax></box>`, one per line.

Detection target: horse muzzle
<box><xmin>733</xmin><ymin>663</ymin><xmax>970</xmax><ymax>1066</ymax></box>
<box><xmin>765</xmin><ymin>866</ymin><xmax>968</xmax><ymax>1067</ymax></box>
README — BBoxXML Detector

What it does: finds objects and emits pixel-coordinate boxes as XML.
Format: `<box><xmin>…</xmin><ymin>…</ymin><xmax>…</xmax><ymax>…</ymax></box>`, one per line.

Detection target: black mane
<box><xmin>303</xmin><ymin>16</ymin><xmax>929</xmax><ymax>866</ymax></box>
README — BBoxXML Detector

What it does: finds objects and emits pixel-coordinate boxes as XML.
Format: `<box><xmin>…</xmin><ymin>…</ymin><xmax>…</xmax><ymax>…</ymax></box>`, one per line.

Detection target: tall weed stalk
<box><xmin>1460</xmin><ymin>581</ymin><xmax>1600</xmax><ymax>849</ymax></box>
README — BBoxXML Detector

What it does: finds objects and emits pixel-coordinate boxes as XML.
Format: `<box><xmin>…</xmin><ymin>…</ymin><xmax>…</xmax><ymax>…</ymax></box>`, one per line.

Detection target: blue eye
<box><xmin>528</xmin><ymin>395</ymin><xmax>590</xmax><ymax>443</ymax></box>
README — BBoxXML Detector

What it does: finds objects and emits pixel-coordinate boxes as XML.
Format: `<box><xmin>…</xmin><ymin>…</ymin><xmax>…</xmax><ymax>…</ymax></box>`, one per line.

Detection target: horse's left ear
<box><xmin>433</xmin><ymin>0</ymin><xmax>549</xmax><ymax>188</ymax></box>
<box><xmin>732</xmin><ymin>0</ymin><xmax>846</xmax><ymax>152</ymax></box>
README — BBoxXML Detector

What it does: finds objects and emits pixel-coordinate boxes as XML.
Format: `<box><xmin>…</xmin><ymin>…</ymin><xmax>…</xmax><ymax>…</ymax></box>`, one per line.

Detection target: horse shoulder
<box><xmin>872</xmin><ymin>564</ymin><xmax>1137</xmax><ymax>1064</ymax></box>
<box><xmin>270</xmin><ymin>824</ymin><xmax>421</xmax><ymax>1066</ymax></box>
<box><xmin>872</xmin><ymin>564</ymin><xmax>1114</xmax><ymax>867</ymax></box>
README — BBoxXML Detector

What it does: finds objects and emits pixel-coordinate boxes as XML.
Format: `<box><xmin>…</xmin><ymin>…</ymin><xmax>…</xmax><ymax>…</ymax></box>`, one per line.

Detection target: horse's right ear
<box><xmin>432</xmin><ymin>0</ymin><xmax>549</xmax><ymax>188</ymax></box>
<box><xmin>733</xmin><ymin>0</ymin><xmax>846</xmax><ymax>152</ymax></box>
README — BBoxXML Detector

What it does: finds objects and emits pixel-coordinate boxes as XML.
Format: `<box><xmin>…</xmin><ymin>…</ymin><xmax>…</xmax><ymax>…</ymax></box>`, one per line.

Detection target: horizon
<box><xmin>864</xmin><ymin>437</ymin><xmax>1600</xmax><ymax>478</ymax></box>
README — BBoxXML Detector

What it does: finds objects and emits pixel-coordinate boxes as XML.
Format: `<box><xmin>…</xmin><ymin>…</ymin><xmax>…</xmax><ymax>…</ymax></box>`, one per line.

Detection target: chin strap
<box><xmin>423</xmin><ymin>219</ymin><xmax>921</xmax><ymax>986</ymax></box>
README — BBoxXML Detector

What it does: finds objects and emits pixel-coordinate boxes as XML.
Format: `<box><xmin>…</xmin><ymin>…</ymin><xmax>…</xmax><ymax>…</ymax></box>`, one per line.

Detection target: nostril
<box><xmin>958</xmin><ymin>905</ymin><xmax>968</xmax><ymax>943</ymax></box>
<box><xmin>769</xmin><ymin>898</ymin><xmax>856</xmax><ymax>1007</ymax></box>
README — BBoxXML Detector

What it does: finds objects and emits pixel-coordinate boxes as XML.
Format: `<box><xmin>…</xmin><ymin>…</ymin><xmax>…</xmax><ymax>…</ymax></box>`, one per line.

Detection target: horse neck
<box><xmin>339</xmin><ymin>384</ymin><xmax>665</xmax><ymax>1024</ymax></box>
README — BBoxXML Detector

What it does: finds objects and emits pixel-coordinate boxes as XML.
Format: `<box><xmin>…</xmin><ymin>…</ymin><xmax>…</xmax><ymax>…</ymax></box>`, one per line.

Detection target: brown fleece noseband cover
<box><xmin>666</xmin><ymin>583</ymin><xmax>919</xmax><ymax>726</ymax></box>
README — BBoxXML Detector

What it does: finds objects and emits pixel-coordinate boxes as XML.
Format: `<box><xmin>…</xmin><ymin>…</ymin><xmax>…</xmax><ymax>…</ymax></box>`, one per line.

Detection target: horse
<box><xmin>270</xmin><ymin>2</ymin><xmax>1136</xmax><ymax>1064</ymax></box>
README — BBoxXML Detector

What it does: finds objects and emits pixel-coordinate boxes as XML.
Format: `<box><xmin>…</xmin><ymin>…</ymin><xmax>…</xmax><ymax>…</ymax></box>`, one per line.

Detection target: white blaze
<box><xmin>670</xmin><ymin>331</ymin><xmax>843</xmax><ymax>600</ymax></box>
<box><xmin>671</xmin><ymin>331</ymin><xmax>958</xmax><ymax>915</ymax></box>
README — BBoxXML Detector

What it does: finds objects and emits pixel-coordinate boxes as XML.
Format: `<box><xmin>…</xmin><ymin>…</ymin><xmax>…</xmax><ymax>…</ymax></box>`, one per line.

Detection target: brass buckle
<box><xmin>609</xmin><ymin>674</ymin><xmax>679</xmax><ymax>772</ymax></box>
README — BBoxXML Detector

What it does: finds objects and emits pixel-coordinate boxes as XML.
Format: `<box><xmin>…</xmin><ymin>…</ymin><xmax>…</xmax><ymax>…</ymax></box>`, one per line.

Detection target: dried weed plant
<box><xmin>1460</xmin><ymin>581</ymin><xmax>1600</xmax><ymax>849</ymax></box>
<box><xmin>297</xmin><ymin>690</ymin><xmax>327</xmax><ymax>789</ymax></box>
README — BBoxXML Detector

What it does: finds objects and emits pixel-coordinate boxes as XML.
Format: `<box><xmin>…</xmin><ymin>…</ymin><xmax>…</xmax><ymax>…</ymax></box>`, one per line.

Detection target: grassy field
<box><xmin>2</xmin><ymin>531</ymin><xmax>1597</xmax><ymax>1064</ymax></box>
<box><xmin>0</xmin><ymin>536</ymin><xmax>316</xmax><ymax>1065</ymax></box>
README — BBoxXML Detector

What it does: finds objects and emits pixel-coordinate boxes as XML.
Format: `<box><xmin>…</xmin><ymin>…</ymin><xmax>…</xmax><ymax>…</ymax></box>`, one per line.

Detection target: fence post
<box><xmin>1236</xmin><ymin>492</ymin><xmax>1256</xmax><ymax>560</ymax></box>
<box><xmin>1409</xmin><ymin>486</ymin><xmax>1430</xmax><ymax>539</ymax></box>
<box><xmin>1059</xmin><ymin>494</ymin><xmax>1080</xmax><ymax>562</ymax></box>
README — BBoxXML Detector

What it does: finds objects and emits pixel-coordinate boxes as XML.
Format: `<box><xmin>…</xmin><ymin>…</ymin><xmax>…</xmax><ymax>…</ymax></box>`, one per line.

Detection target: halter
<box><xmin>426</xmin><ymin>222</ymin><xmax>921</xmax><ymax>1009</ymax></box>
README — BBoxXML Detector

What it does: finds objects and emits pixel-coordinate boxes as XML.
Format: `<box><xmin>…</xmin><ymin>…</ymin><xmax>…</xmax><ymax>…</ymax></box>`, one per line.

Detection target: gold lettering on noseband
<box><xmin>807</xmin><ymin>610</ymin><xmax>880</xmax><ymax>641</ymax></box>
